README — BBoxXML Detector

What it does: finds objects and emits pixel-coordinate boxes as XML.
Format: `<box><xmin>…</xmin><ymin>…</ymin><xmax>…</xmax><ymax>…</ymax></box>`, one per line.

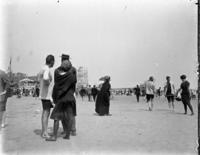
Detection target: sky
<box><xmin>0</xmin><ymin>0</ymin><xmax>198</xmax><ymax>89</ymax></box>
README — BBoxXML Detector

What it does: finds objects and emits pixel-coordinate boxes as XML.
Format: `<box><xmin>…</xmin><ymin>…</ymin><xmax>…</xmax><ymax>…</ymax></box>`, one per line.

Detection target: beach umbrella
<box><xmin>19</xmin><ymin>78</ymin><xmax>34</xmax><ymax>83</ymax></box>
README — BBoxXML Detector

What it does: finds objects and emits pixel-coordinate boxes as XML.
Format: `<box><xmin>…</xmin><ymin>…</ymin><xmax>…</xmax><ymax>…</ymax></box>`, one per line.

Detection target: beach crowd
<box><xmin>0</xmin><ymin>54</ymin><xmax>195</xmax><ymax>142</ymax></box>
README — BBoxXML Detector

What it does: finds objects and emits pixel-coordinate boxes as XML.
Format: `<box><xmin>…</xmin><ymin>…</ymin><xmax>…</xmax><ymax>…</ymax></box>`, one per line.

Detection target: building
<box><xmin>77</xmin><ymin>66</ymin><xmax>88</xmax><ymax>88</ymax></box>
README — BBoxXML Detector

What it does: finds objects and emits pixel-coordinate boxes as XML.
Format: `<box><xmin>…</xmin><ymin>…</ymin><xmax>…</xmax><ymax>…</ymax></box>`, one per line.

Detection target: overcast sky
<box><xmin>0</xmin><ymin>0</ymin><xmax>198</xmax><ymax>89</ymax></box>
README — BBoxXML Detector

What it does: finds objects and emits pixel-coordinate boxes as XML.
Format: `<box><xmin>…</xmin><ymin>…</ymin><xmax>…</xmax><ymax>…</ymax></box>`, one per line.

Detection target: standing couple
<box><xmin>39</xmin><ymin>54</ymin><xmax>77</xmax><ymax>141</ymax></box>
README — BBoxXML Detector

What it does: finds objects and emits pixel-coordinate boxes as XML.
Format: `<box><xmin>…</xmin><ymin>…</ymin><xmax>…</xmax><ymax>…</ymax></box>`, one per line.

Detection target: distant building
<box><xmin>77</xmin><ymin>67</ymin><xmax>88</xmax><ymax>88</ymax></box>
<box><xmin>28</xmin><ymin>75</ymin><xmax>38</xmax><ymax>82</ymax></box>
<box><xmin>7</xmin><ymin>72</ymin><xmax>27</xmax><ymax>83</ymax></box>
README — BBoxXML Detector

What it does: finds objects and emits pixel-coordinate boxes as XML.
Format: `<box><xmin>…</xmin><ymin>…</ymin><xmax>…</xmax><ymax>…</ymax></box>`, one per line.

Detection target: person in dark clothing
<box><xmin>46</xmin><ymin>57</ymin><xmax>77</xmax><ymax>141</ymax></box>
<box><xmin>87</xmin><ymin>85</ymin><xmax>92</xmax><ymax>102</ymax></box>
<box><xmin>176</xmin><ymin>75</ymin><xmax>194</xmax><ymax>115</ymax></box>
<box><xmin>95</xmin><ymin>76</ymin><xmax>111</xmax><ymax>116</ymax></box>
<box><xmin>79</xmin><ymin>87</ymin><xmax>86</xmax><ymax>101</ymax></box>
<box><xmin>164</xmin><ymin>76</ymin><xmax>175</xmax><ymax>110</ymax></box>
<box><xmin>91</xmin><ymin>85</ymin><xmax>98</xmax><ymax>101</ymax></box>
<box><xmin>35</xmin><ymin>85</ymin><xmax>40</xmax><ymax>97</ymax></box>
<box><xmin>157</xmin><ymin>87</ymin><xmax>161</xmax><ymax>97</ymax></box>
<box><xmin>135</xmin><ymin>85</ymin><xmax>140</xmax><ymax>102</ymax></box>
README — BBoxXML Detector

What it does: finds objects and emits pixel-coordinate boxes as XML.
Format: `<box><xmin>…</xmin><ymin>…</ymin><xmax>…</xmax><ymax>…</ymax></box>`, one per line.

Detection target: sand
<box><xmin>0</xmin><ymin>95</ymin><xmax>197</xmax><ymax>155</ymax></box>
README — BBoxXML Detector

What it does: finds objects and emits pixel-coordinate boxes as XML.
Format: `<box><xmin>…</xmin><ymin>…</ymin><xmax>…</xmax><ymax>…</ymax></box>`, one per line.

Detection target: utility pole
<box><xmin>9</xmin><ymin>57</ymin><xmax>12</xmax><ymax>82</ymax></box>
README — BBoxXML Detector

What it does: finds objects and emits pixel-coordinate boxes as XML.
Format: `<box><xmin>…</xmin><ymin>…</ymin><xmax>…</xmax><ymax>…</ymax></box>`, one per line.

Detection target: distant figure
<box><xmin>79</xmin><ymin>87</ymin><xmax>86</xmax><ymax>101</ymax></box>
<box><xmin>16</xmin><ymin>87</ymin><xmax>21</xmax><ymax>98</ymax></box>
<box><xmin>164</xmin><ymin>76</ymin><xmax>175</xmax><ymax>110</ymax></box>
<box><xmin>95</xmin><ymin>76</ymin><xmax>111</xmax><ymax>116</ymax></box>
<box><xmin>0</xmin><ymin>69</ymin><xmax>10</xmax><ymax>128</ymax></box>
<box><xmin>35</xmin><ymin>84</ymin><xmax>40</xmax><ymax>98</ymax></box>
<box><xmin>157</xmin><ymin>87</ymin><xmax>161</xmax><ymax>97</ymax></box>
<box><xmin>91</xmin><ymin>85</ymin><xmax>98</xmax><ymax>101</ymax></box>
<box><xmin>135</xmin><ymin>85</ymin><xmax>140</xmax><ymax>102</ymax></box>
<box><xmin>87</xmin><ymin>85</ymin><xmax>92</xmax><ymax>102</ymax></box>
<box><xmin>145</xmin><ymin>76</ymin><xmax>156</xmax><ymax>111</ymax></box>
<box><xmin>176</xmin><ymin>75</ymin><xmax>194</xmax><ymax>115</ymax></box>
<box><xmin>38</xmin><ymin>55</ymin><xmax>55</xmax><ymax>138</ymax></box>
<box><xmin>22</xmin><ymin>87</ymin><xmax>25</xmax><ymax>96</ymax></box>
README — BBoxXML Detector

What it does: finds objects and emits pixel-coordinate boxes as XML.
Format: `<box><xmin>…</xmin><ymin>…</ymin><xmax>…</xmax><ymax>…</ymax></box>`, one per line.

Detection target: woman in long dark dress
<box><xmin>95</xmin><ymin>76</ymin><xmax>111</xmax><ymax>116</ymax></box>
<box><xmin>135</xmin><ymin>85</ymin><xmax>140</xmax><ymax>102</ymax></box>
<box><xmin>176</xmin><ymin>75</ymin><xmax>194</xmax><ymax>115</ymax></box>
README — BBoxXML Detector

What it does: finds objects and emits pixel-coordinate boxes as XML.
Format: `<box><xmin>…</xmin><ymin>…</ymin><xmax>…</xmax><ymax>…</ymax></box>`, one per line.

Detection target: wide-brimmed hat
<box><xmin>99</xmin><ymin>76</ymin><xmax>110</xmax><ymax>81</ymax></box>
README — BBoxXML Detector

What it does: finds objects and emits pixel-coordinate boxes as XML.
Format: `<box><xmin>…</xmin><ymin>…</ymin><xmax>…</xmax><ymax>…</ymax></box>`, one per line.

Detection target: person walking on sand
<box><xmin>145</xmin><ymin>76</ymin><xmax>156</xmax><ymax>111</ymax></box>
<box><xmin>176</xmin><ymin>75</ymin><xmax>194</xmax><ymax>115</ymax></box>
<box><xmin>91</xmin><ymin>85</ymin><xmax>98</xmax><ymax>102</ymax></box>
<box><xmin>0</xmin><ymin>69</ymin><xmax>10</xmax><ymax>128</ymax></box>
<box><xmin>164</xmin><ymin>76</ymin><xmax>175</xmax><ymax>111</ymax></box>
<box><xmin>46</xmin><ymin>55</ymin><xmax>77</xmax><ymax>141</ymax></box>
<box><xmin>79</xmin><ymin>86</ymin><xmax>86</xmax><ymax>101</ymax></box>
<box><xmin>135</xmin><ymin>85</ymin><xmax>140</xmax><ymax>102</ymax></box>
<box><xmin>38</xmin><ymin>55</ymin><xmax>55</xmax><ymax>138</ymax></box>
<box><xmin>87</xmin><ymin>85</ymin><xmax>92</xmax><ymax>102</ymax></box>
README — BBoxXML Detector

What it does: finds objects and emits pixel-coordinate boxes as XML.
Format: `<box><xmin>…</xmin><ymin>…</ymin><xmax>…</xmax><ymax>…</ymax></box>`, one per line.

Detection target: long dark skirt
<box><xmin>181</xmin><ymin>94</ymin><xmax>194</xmax><ymax>113</ymax></box>
<box><xmin>50</xmin><ymin>101</ymin><xmax>75</xmax><ymax>121</ymax></box>
<box><xmin>95</xmin><ymin>92</ymin><xmax>110</xmax><ymax>116</ymax></box>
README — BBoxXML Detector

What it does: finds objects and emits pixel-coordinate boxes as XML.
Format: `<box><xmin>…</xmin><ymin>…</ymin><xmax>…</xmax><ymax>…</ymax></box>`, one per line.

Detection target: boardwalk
<box><xmin>0</xmin><ymin>95</ymin><xmax>197</xmax><ymax>155</ymax></box>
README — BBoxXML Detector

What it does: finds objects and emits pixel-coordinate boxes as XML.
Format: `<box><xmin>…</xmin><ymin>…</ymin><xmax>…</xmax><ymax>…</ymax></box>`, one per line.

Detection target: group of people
<box><xmin>38</xmin><ymin>54</ymin><xmax>77</xmax><ymax>141</ymax></box>
<box><xmin>143</xmin><ymin>75</ymin><xmax>194</xmax><ymax>115</ymax></box>
<box><xmin>78</xmin><ymin>85</ymin><xmax>99</xmax><ymax>102</ymax></box>
<box><xmin>38</xmin><ymin>54</ymin><xmax>112</xmax><ymax>141</ymax></box>
<box><xmin>0</xmin><ymin>54</ymin><xmax>195</xmax><ymax>144</ymax></box>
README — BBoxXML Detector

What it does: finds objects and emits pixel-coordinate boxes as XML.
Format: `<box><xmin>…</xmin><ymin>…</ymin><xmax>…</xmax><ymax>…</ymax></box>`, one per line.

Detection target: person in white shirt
<box><xmin>145</xmin><ymin>76</ymin><xmax>156</xmax><ymax>111</ymax></box>
<box><xmin>38</xmin><ymin>55</ymin><xmax>55</xmax><ymax>138</ymax></box>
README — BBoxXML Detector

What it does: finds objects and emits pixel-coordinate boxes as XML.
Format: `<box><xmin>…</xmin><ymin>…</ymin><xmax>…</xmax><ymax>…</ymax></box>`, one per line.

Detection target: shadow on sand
<box><xmin>138</xmin><ymin>108</ymin><xmax>173</xmax><ymax>114</ymax></box>
<box><xmin>33</xmin><ymin>127</ymin><xmax>64</xmax><ymax>138</ymax></box>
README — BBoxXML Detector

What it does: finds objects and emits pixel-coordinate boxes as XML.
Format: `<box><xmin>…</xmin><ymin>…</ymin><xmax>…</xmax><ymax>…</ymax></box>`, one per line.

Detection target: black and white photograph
<box><xmin>0</xmin><ymin>0</ymin><xmax>198</xmax><ymax>154</ymax></box>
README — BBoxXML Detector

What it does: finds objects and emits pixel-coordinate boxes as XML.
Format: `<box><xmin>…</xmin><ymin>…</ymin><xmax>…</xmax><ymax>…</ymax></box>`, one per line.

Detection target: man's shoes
<box><xmin>45</xmin><ymin>136</ymin><xmax>57</xmax><ymax>141</ymax></box>
<box><xmin>63</xmin><ymin>135</ymin><xmax>70</xmax><ymax>139</ymax></box>
<box><xmin>41</xmin><ymin>133</ymin><xmax>50</xmax><ymax>139</ymax></box>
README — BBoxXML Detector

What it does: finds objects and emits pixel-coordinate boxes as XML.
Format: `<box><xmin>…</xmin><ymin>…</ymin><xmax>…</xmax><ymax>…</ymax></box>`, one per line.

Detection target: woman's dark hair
<box><xmin>180</xmin><ymin>74</ymin><xmax>186</xmax><ymax>80</ymax></box>
<box><xmin>46</xmin><ymin>55</ymin><xmax>55</xmax><ymax>65</ymax></box>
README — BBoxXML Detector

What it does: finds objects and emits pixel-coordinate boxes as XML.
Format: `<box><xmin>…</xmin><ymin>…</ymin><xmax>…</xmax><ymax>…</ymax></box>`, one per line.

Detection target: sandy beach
<box><xmin>0</xmin><ymin>95</ymin><xmax>197</xmax><ymax>155</ymax></box>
